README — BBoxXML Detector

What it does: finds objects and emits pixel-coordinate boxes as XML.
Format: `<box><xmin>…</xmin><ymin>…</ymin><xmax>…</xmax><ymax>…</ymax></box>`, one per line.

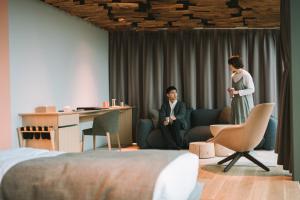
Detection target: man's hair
<box><xmin>166</xmin><ymin>86</ymin><xmax>177</xmax><ymax>94</ymax></box>
<box><xmin>228</xmin><ymin>55</ymin><xmax>244</xmax><ymax>69</ymax></box>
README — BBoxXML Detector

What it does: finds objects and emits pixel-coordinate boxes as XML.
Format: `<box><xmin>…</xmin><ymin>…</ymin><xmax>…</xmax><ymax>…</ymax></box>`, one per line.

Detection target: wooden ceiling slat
<box><xmin>151</xmin><ymin>4</ymin><xmax>184</xmax><ymax>10</ymax></box>
<box><xmin>41</xmin><ymin>0</ymin><xmax>280</xmax><ymax>30</ymax></box>
<box><xmin>93</xmin><ymin>0</ymin><xmax>113</xmax><ymax>3</ymax></box>
<box><xmin>112</xmin><ymin>12</ymin><xmax>148</xmax><ymax>18</ymax></box>
<box><xmin>239</xmin><ymin>0</ymin><xmax>280</xmax><ymax>9</ymax></box>
<box><xmin>193</xmin><ymin>0</ymin><xmax>229</xmax><ymax>6</ymax></box>
<box><xmin>107</xmin><ymin>3</ymin><xmax>139</xmax><ymax>10</ymax></box>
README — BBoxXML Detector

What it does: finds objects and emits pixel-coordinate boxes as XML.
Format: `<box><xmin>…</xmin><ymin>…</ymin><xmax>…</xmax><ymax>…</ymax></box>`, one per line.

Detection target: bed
<box><xmin>0</xmin><ymin>148</ymin><xmax>202</xmax><ymax>200</ymax></box>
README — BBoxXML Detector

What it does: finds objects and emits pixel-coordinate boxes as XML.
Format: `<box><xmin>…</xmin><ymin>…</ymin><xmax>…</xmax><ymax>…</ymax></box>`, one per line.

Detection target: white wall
<box><xmin>9</xmin><ymin>0</ymin><xmax>109</xmax><ymax>149</ymax></box>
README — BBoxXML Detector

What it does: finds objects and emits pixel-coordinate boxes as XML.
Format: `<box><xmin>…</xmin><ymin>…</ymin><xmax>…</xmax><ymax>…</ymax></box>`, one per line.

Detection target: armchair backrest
<box><xmin>213</xmin><ymin>103</ymin><xmax>274</xmax><ymax>152</ymax></box>
<box><xmin>242</xmin><ymin>103</ymin><xmax>275</xmax><ymax>150</ymax></box>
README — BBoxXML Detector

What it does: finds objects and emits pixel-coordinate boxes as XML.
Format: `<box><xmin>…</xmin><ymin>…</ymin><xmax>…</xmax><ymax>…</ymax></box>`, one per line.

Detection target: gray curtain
<box><xmin>275</xmin><ymin>0</ymin><xmax>293</xmax><ymax>172</ymax></box>
<box><xmin>109</xmin><ymin>29</ymin><xmax>280</xmax><ymax>120</ymax></box>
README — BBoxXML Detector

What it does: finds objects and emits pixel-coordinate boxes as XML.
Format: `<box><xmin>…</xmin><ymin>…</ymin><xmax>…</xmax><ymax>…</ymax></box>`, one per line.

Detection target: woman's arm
<box><xmin>238</xmin><ymin>72</ymin><xmax>255</xmax><ymax>96</ymax></box>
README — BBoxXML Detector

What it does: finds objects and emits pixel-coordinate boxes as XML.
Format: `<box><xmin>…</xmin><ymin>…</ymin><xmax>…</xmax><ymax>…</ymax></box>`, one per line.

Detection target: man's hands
<box><xmin>170</xmin><ymin>116</ymin><xmax>176</xmax><ymax>121</ymax></box>
<box><xmin>163</xmin><ymin>120</ymin><xmax>169</xmax><ymax>126</ymax></box>
<box><xmin>164</xmin><ymin>116</ymin><xmax>176</xmax><ymax>126</ymax></box>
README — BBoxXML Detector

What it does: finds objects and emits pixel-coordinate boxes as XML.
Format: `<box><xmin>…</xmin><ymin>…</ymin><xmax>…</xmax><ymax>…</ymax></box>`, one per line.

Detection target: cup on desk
<box><xmin>120</xmin><ymin>102</ymin><xmax>124</xmax><ymax>107</ymax></box>
<box><xmin>63</xmin><ymin>106</ymin><xmax>72</xmax><ymax>112</ymax></box>
<box><xmin>112</xmin><ymin>99</ymin><xmax>116</xmax><ymax>107</ymax></box>
<box><xmin>102</xmin><ymin>101</ymin><xmax>109</xmax><ymax>108</ymax></box>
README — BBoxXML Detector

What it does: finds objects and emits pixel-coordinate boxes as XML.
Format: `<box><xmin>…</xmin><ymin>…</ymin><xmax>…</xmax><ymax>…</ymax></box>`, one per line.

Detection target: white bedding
<box><xmin>0</xmin><ymin>148</ymin><xmax>200</xmax><ymax>200</ymax></box>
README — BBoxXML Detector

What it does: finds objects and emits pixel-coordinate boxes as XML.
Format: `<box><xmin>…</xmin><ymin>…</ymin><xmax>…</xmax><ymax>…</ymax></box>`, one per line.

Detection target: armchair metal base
<box><xmin>218</xmin><ymin>152</ymin><xmax>270</xmax><ymax>172</ymax></box>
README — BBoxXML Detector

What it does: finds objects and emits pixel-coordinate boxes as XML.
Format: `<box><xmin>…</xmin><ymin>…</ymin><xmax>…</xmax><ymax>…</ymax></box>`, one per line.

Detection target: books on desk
<box><xmin>76</xmin><ymin>107</ymin><xmax>104</xmax><ymax>111</ymax></box>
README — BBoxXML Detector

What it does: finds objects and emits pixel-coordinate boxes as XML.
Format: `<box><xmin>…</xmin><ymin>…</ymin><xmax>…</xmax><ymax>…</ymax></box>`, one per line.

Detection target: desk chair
<box><xmin>82</xmin><ymin>110</ymin><xmax>121</xmax><ymax>151</ymax></box>
<box><xmin>209</xmin><ymin>103</ymin><xmax>274</xmax><ymax>172</ymax></box>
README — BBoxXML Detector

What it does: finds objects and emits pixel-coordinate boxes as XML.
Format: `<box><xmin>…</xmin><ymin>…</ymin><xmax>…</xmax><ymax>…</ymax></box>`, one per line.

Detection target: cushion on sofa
<box><xmin>184</xmin><ymin>126</ymin><xmax>213</xmax><ymax>144</ymax></box>
<box><xmin>185</xmin><ymin>108</ymin><xmax>193</xmax><ymax>130</ymax></box>
<box><xmin>218</xmin><ymin>107</ymin><xmax>232</xmax><ymax>124</ymax></box>
<box><xmin>263</xmin><ymin>117</ymin><xmax>277</xmax><ymax>150</ymax></box>
<box><xmin>191</xmin><ymin>109</ymin><xmax>221</xmax><ymax>127</ymax></box>
<box><xmin>255</xmin><ymin>116</ymin><xmax>277</xmax><ymax>150</ymax></box>
<box><xmin>149</xmin><ymin>109</ymin><xmax>160</xmax><ymax>128</ymax></box>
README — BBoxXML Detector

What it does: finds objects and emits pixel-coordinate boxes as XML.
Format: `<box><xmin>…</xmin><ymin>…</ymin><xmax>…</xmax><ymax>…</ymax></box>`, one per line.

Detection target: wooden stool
<box><xmin>189</xmin><ymin>142</ymin><xmax>215</xmax><ymax>159</ymax></box>
<box><xmin>210</xmin><ymin>125</ymin><xmax>234</xmax><ymax>157</ymax></box>
<box><xmin>214</xmin><ymin>143</ymin><xmax>234</xmax><ymax>157</ymax></box>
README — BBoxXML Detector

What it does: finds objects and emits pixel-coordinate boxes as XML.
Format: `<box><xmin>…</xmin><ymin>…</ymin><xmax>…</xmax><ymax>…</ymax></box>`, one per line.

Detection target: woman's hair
<box><xmin>228</xmin><ymin>55</ymin><xmax>244</xmax><ymax>69</ymax></box>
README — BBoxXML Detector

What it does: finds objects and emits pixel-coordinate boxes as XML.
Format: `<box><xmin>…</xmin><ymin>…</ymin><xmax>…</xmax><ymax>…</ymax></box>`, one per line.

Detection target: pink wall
<box><xmin>0</xmin><ymin>0</ymin><xmax>12</xmax><ymax>149</ymax></box>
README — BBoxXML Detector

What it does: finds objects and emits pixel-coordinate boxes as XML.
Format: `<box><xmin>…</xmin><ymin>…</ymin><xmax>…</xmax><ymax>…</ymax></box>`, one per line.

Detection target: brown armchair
<box><xmin>209</xmin><ymin>103</ymin><xmax>275</xmax><ymax>172</ymax></box>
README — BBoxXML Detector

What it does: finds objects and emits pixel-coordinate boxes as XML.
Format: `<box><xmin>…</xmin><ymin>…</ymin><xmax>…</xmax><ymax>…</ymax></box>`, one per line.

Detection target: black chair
<box><xmin>82</xmin><ymin>110</ymin><xmax>120</xmax><ymax>151</ymax></box>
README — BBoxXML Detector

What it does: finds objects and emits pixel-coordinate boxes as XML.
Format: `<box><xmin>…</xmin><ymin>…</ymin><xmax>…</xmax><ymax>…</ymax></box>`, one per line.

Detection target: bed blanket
<box><xmin>0</xmin><ymin>150</ymin><xmax>186</xmax><ymax>200</ymax></box>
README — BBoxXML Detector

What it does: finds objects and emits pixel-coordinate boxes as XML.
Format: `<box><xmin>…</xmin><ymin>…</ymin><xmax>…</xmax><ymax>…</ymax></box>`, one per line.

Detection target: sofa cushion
<box><xmin>263</xmin><ymin>117</ymin><xmax>277</xmax><ymax>150</ymax></box>
<box><xmin>149</xmin><ymin>109</ymin><xmax>159</xmax><ymax>128</ymax></box>
<box><xmin>184</xmin><ymin>126</ymin><xmax>213</xmax><ymax>144</ymax></box>
<box><xmin>255</xmin><ymin>116</ymin><xmax>277</xmax><ymax>150</ymax></box>
<box><xmin>218</xmin><ymin>107</ymin><xmax>232</xmax><ymax>124</ymax></box>
<box><xmin>185</xmin><ymin>108</ymin><xmax>193</xmax><ymax>130</ymax></box>
<box><xmin>191</xmin><ymin>109</ymin><xmax>221</xmax><ymax>127</ymax></box>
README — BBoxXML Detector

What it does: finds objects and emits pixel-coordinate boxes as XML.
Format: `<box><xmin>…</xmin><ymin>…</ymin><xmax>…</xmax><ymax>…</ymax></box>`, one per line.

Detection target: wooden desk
<box><xmin>19</xmin><ymin>106</ymin><xmax>133</xmax><ymax>152</ymax></box>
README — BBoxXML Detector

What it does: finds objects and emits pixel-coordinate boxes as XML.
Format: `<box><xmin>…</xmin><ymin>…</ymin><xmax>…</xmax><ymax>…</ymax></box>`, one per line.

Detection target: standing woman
<box><xmin>227</xmin><ymin>56</ymin><xmax>255</xmax><ymax>124</ymax></box>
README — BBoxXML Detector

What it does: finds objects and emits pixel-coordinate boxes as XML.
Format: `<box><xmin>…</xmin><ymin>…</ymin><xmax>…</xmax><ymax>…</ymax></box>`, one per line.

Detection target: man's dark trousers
<box><xmin>159</xmin><ymin>120</ymin><xmax>182</xmax><ymax>149</ymax></box>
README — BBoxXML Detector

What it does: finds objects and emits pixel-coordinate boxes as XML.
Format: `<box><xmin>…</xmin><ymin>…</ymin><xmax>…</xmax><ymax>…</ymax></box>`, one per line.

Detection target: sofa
<box><xmin>136</xmin><ymin>108</ymin><xmax>277</xmax><ymax>150</ymax></box>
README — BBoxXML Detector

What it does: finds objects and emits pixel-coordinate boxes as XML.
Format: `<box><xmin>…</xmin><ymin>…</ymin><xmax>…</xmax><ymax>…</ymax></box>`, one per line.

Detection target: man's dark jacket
<box><xmin>159</xmin><ymin>100</ymin><xmax>187</xmax><ymax>129</ymax></box>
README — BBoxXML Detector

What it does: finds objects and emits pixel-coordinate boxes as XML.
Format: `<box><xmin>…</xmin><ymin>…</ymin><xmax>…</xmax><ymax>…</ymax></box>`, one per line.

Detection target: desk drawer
<box><xmin>58</xmin><ymin>114</ymin><xmax>79</xmax><ymax>127</ymax></box>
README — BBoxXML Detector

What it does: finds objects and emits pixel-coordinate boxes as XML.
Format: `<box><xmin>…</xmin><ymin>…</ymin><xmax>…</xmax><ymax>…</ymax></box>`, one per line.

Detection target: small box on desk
<box><xmin>35</xmin><ymin>106</ymin><xmax>56</xmax><ymax>113</ymax></box>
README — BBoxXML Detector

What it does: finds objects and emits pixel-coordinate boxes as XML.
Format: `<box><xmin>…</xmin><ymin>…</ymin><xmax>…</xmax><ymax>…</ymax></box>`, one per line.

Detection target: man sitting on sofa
<box><xmin>159</xmin><ymin>86</ymin><xmax>187</xmax><ymax>149</ymax></box>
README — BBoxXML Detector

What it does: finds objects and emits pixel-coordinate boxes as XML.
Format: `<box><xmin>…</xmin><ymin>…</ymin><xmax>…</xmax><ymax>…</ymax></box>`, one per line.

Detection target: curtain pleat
<box><xmin>275</xmin><ymin>0</ymin><xmax>293</xmax><ymax>173</ymax></box>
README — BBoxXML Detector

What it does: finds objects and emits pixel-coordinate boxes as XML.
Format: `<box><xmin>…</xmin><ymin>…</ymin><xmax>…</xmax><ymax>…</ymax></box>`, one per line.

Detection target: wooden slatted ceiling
<box><xmin>42</xmin><ymin>0</ymin><xmax>280</xmax><ymax>31</ymax></box>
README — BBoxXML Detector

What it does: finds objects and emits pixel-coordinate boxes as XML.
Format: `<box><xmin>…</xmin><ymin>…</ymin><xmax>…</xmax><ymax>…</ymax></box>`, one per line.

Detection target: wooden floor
<box><xmin>121</xmin><ymin>146</ymin><xmax>300</xmax><ymax>199</ymax></box>
<box><xmin>198</xmin><ymin>165</ymin><xmax>300</xmax><ymax>200</ymax></box>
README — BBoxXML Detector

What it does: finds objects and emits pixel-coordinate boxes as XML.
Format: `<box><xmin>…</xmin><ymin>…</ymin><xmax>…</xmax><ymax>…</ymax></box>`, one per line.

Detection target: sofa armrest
<box><xmin>262</xmin><ymin>117</ymin><xmax>277</xmax><ymax>150</ymax></box>
<box><xmin>136</xmin><ymin>119</ymin><xmax>154</xmax><ymax>149</ymax></box>
<box><xmin>255</xmin><ymin>116</ymin><xmax>277</xmax><ymax>150</ymax></box>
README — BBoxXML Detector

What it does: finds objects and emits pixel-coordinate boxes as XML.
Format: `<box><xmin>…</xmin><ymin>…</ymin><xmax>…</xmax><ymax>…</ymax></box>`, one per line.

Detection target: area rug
<box><xmin>199</xmin><ymin>150</ymin><xmax>278</xmax><ymax>167</ymax></box>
